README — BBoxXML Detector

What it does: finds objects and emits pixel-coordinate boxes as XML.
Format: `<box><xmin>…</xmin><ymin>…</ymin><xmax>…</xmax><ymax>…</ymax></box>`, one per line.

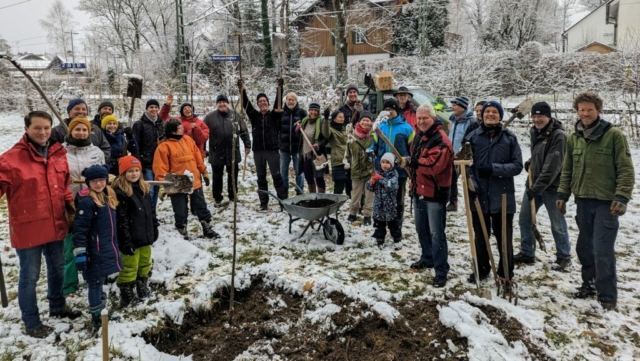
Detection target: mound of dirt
<box><xmin>294</xmin><ymin>199</ymin><xmax>336</xmax><ymax>208</ymax></box>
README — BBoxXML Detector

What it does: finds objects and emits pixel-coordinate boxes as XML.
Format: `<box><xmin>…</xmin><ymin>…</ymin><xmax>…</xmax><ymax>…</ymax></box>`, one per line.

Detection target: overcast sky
<box><xmin>0</xmin><ymin>0</ymin><xmax>90</xmax><ymax>55</ymax></box>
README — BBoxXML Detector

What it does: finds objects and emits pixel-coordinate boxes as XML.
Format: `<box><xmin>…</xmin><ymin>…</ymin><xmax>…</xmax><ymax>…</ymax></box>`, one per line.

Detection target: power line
<box><xmin>10</xmin><ymin>35</ymin><xmax>47</xmax><ymax>42</ymax></box>
<box><xmin>0</xmin><ymin>0</ymin><xmax>30</xmax><ymax>10</ymax></box>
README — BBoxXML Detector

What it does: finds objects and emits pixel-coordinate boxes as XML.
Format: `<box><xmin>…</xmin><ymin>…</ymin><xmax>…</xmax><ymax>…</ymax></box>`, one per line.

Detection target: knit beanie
<box><xmin>330</xmin><ymin>110</ymin><xmax>343</xmax><ymax>121</ymax></box>
<box><xmin>531</xmin><ymin>102</ymin><xmax>552</xmax><ymax>118</ymax></box>
<box><xmin>481</xmin><ymin>100</ymin><xmax>504</xmax><ymax>121</ymax></box>
<box><xmin>101</xmin><ymin>114</ymin><xmax>119</xmax><ymax>129</ymax></box>
<box><xmin>345</xmin><ymin>83</ymin><xmax>358</xmax><ymax>95</ymax></box>
<box><xmin>67</xmin><ymin>98</ymin><xmax>87</xmax><ymax>114</ymax></box>
<box><xmin>216</xmin><ymin>94</ymin><xmax>229</xmax><ymax>104</ymax></box>
<box><xmin>118</xmin><ymin>155</ymin><xmax>142</xmax><ymax>175</ymax></box>
<box><xmin>257</xmin><ymin>93</ymin><xmax>269</xmax><ymax>104</ymax></box>
<box><xmin>381</xmin><ymin>152</ymin><xmax>395</xmax><ymax>165</ymax></box>
<box><xmin>68</xmin><ymin>117</ymin><xmax>92</xmax><ymax>134</ymax></box>
<box><xmin>309</xmin><ymin>102</ymin><xmax>321</xmax><ymax>110</ymax></box>
<box><xmin>359</xmin><ymin>110</ymin><xmax>373</xmax><ymax>122</ymax></box>
<box><xmin>179</xmin><ymin>103</ymin><xmax>194</xmax><ymax>117</ymax></box>
<box><xmin>451</xmin><ymin>96</ymin><xmax>470</xmax><ymax>109</ymax></box>
<box><xmin>82</xmin><ymin>164</ymin><xmax>109</xmax><ymax>185</ymax></box>
<box><xmin>146</xmin><ymin>99</ymin><xmax>160</xmax><ymax>109</ymax></box>
<box><xmin>383</xmin><ymin>98</ymin><xmax>400</xmax><ymax>113</ymax></box>
<box><xmin>98</xmin><ymin>100</ymin><xmax>115</xmax><ymax>113</ymax></box>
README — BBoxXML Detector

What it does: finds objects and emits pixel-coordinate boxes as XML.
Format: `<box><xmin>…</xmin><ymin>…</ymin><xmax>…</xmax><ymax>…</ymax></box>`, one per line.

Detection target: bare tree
<box><xmin>39</xmin><ymin>0</ymin><xmax>77</xmax><ymax>56</ymax></box>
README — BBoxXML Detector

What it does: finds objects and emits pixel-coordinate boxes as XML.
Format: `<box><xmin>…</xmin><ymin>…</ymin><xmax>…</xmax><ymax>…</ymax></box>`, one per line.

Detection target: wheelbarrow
<box><xmin>259</xmin><ymin>191</ymin><xmax>349</xmax><ymax>245</ymax></box>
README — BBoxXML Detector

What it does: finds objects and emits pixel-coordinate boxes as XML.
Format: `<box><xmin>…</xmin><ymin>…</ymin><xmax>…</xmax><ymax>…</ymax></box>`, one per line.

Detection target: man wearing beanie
<box><xmin>91</xmin><ymin>99</ymin><xmax>115</xmax><ymax>130</ymax></box>
<box><xmin>339</xmin><ymin>82</ymin><xmax>365</xmax><ymax>125</ymax></box>
<box><xmin>514</xmin><ymin>101</ymin><xmax>570</xmax><ymax>270</ymax></box>
<box><xmin>237</xmin><ymin>78</ymin><xmax>288</xmax><ymax>211</ymax></box>
<box><xmin>50</xmin><ymin>98</ymin><xmax>112</xmax><ymax>163</ymax></box>
<box><xmin>371</xmin><ymin>97</ymin><xmax>415</xmax><ymax>226</ymax></box>
<box><xmin>557</xmin><ymin>92</ymin><xmax>634</xmax><ymax>310</ymax></box>
<box><xmin>446</xmin><ymin>95</ymin><xmax>475</xmax><ymax>212</ymax></box>
<box><xmin>203</xmin><ymin>91</ymin><xmax>251</xmax><ymax>206</ymax></box>
<box><xmin>159</xmin><ymin>94</ymin><xmax>210</xmax><ymax>158</ymax></box>
<box><xmin>394</xmin><ymin>86</ymin><xmax>417</xmax><ymax>131</ymax></box>
<box><xmin>131</xmin><ymin>98</ymin><xmax>164</xmax><ymax>207</ymax></box>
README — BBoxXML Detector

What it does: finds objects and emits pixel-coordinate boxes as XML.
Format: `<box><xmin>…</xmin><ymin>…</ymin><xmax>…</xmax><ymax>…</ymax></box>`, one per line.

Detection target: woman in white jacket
<box><xmin>62</xmin><ymin>117</ymin><xmax>106</xmax><ymax>295</ymax></box>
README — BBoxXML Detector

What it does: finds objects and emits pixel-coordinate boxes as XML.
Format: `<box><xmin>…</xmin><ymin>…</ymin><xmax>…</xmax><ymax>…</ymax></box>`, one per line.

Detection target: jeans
<box><xmin>169</xmin><ymin>187</ymin><xmax>212</xmax><ymax>227</ymax></box>
<box><xmin>575</xmin><ymin>198</ymin><xmax>619</xmax><ymax>303</ymax></box>
<box><xmin>211</xmin><ymin>163</ymin><xmax>239</xmax><ymax>203</ymax></box>
<box><xmin>280</xmin><ymin>150</ymin><xmax>304</xmax><ymax>195</ymax></box>
<box><xmin>414</xmin><ymin>198</ymin><xmax>449</xmax><ymax>278</ymax></box>
<box><xmin>255</xmin><ymin>150</ymin><xmax>287</xmax><ymax>206</ymax></box>
<box><xmin>518</xmin><ymin>189</ymin><xmax>570</xmax><ymax>259</ymax></box>
<box><xmin>396</xmin><ymin>177</ymin><xmax>407</xmax><ymax>225</ymax></box>
<box><xmin>85</xmin><ymin>275</ymin><xmax>106</xmax><ymax>315</ymax></box>
<box><xmin>472</xmin><ymin>211</ymin><xmax>514</xmax><ymax>279</ymax></box>
<box><xmin>16</xmin><ymin>240</ymin><xmax>65</xmax><ymax>331</ymax></box>
<box><xmin>143</xmin><ymin>167</ymin><xmax>159</xmax><ymax>208</ymax></box>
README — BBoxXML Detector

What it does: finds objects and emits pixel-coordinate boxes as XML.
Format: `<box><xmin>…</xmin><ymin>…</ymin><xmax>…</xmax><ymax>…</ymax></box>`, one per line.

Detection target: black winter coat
<box><xmin>528</xmin><ymin>118</ymin><xmax>566</xmax><ymax>194</ymax></box>
<box><xmin>242</xmin><ymin>90</ymin><xmax>282</xmax><ymax>151</ymax></box>
<box><xmin>132</xmin><ymin>113</ymin><xmax>164</xmax><ymax>168</ymax></box>
<box><xmin>280</xmin><ymin>104</ymin><xmax>307</xmax><ymax>152</ymax></box>
<box><xmin>115</xmin><ymin>184</ymin><xmax>158</xmax><ymax>249</ymax></box>
<box><xmin>203</xmin><ymin>110</ymin><xmax>251</xmax><ymax>166</ymax></box>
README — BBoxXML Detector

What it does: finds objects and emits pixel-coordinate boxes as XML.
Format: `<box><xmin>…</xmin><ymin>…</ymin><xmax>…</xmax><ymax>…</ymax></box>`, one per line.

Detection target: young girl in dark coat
<box><xmin>111</xmin><ymin>156</ymin><xmax>159</xmax><ymax>307</ymax></box>
<box><xmin>366</xmin><ymin>152</ymin><xmax>401</xmax><ymax>249</ymax></box>
<box><xmin>73</xmin><ymin>164</ymin><xmax>122</xmax><ymax>332</ymax></box>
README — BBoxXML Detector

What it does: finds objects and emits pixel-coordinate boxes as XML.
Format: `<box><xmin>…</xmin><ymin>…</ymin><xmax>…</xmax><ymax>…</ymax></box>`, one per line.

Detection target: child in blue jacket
<box><xmin>366</xmin><ymin>153</ymin><xmax>401</xmax><ymax>249</ymax></box>
<box><xmin>102</xmin><ymin>115</ymin><xmax>138</xmax><ymax>176</ymax></box>
<box><xmin>73</xmin><ymin>164</ymin><xmax>122</xmax><ymax>332</ymax></box>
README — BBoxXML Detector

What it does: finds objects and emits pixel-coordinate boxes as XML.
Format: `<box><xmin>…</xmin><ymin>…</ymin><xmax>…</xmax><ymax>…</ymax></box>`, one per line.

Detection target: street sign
<box><xmin>60</xmin><ymin>63</ymin><xmax>86</xmax><ymax>69</ymax></box>
<box><xmin>211</xmin><ymin>55</ymin><xmax>240</xmax><ymax>62</ymax></box>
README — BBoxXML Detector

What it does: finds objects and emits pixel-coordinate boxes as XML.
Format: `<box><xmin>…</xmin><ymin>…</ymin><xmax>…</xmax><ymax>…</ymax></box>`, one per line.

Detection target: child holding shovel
<box><xmin>367</xmin><ymin>153</ymin><xmax>402</xmax><ymax>249</ymax></box>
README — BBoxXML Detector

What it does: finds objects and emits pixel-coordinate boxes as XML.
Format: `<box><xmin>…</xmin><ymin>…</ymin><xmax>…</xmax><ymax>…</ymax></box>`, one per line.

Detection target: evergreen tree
<box><xmin>393</xmin><ymin>0</ymin><xmax>449</xmax><ymax>56</ymax></box>
<box><xmin>261</xmin><ymin>0</ymin><xmax>274</xmax><ymax>68</ymax></box>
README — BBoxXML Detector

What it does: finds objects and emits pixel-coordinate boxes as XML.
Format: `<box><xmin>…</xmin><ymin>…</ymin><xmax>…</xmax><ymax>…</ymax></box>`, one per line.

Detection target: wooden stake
<box><xmin>101</xmin><ymin>309</ymin><xmax>109</xmax><ymax>361</ymax></box>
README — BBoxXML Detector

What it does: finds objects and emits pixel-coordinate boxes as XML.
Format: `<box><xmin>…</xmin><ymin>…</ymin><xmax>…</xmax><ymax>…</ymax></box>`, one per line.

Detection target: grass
<box><xmin>238</xmin><ymin>247</ymin><xmax>269</xmax><ymax>265</ymax></box>
<box><xmin>546</xmin><ymin>331</ymin><xmax>572</xmax><ymax>347</ymax></box>
<box><xmin>0</xmin><ymin>348</ymin><xmax>17</xmax><ymax>361</ymax></box>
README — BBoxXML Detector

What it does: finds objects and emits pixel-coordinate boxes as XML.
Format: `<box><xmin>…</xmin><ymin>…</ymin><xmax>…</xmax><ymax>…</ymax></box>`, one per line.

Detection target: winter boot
<box><xmin>375</xmin><ymin>238</ymin><xmax>384</xmax><ymax>248</ymax></box>
<box><xmin>49</xmin><ymin>305</ymin><xmax>82</xmax><ymax>319</ymax></box>
<box><xmin>201</xmin><ymin>221</ymin><xmax>221</xmax><ymax>239</ymax></box>
<box><xmin>363</xmin><ymin>217</ymin><xmax>372</xmax><ymax>226</ymax></box>
<box><xmin>347</xmin><ymin>214</ymin><xmax>357</xmax><ymax>223</ymax></box>
<box><xmin>26</xmin><ymin>325</ymin><xmax>54</xmax><ymax>339</ymax></box>
<box><xmin>177</xmin><ymin>226</ymin><xmax>189</xmax><ymax>240</ymax></box>
<box><xmin>91</xmin><ymin>312</ymin><xmax>102</xmax><ymax>333</ymax></box>
<box><xmin>118</xmin><ymin>282</ymin><xmax>138</xmax><ymax>308</ymax></box>
<box><xmin>513</xmin><ymin>252</ymin><xmax>535</xmax><ymax>264</ymax></box>
<box><xmin>393</xmin><ymin>239</ymin><xmax>403</xmax><ymax>250</ymax></box>
<box><xmin>136</xmin><ymin>277</ymin><xmax>151</xmax><ymax>299</ymax></box>
<box><xmin>308</xmin><ymin>184</ymin><xmax>317</xmax><ymax>193</ymax></box>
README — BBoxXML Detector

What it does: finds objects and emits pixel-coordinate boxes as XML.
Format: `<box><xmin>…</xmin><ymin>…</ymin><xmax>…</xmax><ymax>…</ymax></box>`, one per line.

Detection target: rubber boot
<box><xmin>118</xmin><ymin>282</ymin><xmax>137</xmax><ymax>308</ymax></box>
<box><xmin>308</xmin><ymin>184</ymin><xmax>317</xmax><ymax>193</ymax></box>
<box><xmin>135</xmin><ymin>277</ymin><xmax>151</xmax><ymax>299</ymax></box>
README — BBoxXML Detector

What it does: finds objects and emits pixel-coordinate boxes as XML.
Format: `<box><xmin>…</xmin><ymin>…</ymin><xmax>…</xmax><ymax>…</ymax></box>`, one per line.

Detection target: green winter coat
<box><xmin>321</xmin><ymin>118</ymin><xmax>348</xmax><ymax>167</ymax></box>
<box><xmin>347</xmin><ymin>134</ymin><xmax>374</xmax><ymax>180</ymax></box>
<box><xmin>558</xmin><ymin>119</ymin><xmax>634</xmax><ymax>202</ymax></box>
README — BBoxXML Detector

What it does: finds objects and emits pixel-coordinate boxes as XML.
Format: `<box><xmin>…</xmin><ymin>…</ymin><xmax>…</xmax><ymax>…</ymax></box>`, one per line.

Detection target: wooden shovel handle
<box><xmin>374</xmin><ymin>128</ymin><xmax>405</xmax><ymax>168</ymax></box>
<box><xmin>298</xmin><ymin>122</ymin><xmax>320</xmax><ymax>159</ymax></box>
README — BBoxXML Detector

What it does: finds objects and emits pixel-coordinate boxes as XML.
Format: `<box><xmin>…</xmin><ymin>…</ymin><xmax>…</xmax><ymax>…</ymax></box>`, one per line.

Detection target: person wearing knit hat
<box><xmin>367</xmin><ymin>152</ymin><xmax>402</xmax><ymax>249</ymax></box>
<box><xmin>530</xmin><ymin>101</ymin><xmax>552</xmax><ymax>118</ymax></box>
<box><xmin>68</xmin><ymin>117</ymin><xmax>92</xmax><ymax>134</ymax></box>
<box><xmin>451</xmin><ymin>96</ymin><xmax>469</xmax><ymax>110</ymax></box>
<box><xmin>101</xmin><ymin>114</ymin><xmax>119</xmax><ymax>130</ymax></box>
<box><xmin>216</xmin><ymin>94</ymin><xmax>229</xmax><ymax>104</ymax></box>
<box><xmin>309</xmin><ymin>102</ymin><xmax>320</xmax><ymax>111</ymax></box>
<box><xmin>118</xmin><ymin>155</ymin><xmax>142</xmax><ymax>176</ymax></box>
<box><xmin>102</xmin><ymin>114</ymin><xmax>138</xmax><ymax>175</ymax></box>
<box><xmin>67</xmin><ymin>98</ymin><xmax>88</xmax><ymax>115</ymax></box>
<box><xmin>82</xmin><ymin>164</ymin><xmax>109</xmax><ymax>185</ymax></box>
<box><xmin>179</xmin><ymin>102</ymin><xmax>194</xmax><ymax>117</ymax></box>
<box><xmin>383</xmin><ymin>98</ymin><xmax>401</xmax><ymax>114</ymax></box>
<box><xmin>358</xmin><ymin>110</ymin><xmax>373</xmax><ymax>122</ymax></box>
<box><xmin>145</xmin><ymin>99</ymin><xmax>160</xmax><ymax>109</ymax></box>
<box><xmin>447</xmin><ymin>95</ymin><xmax>476</xmax><ymax>212</ymax></box>
<box><xmin>346</xmin><ymin>108</ymin><xmax>375</xmax><ymax>225</ymax></box>
<box><xmin>339</xmin><ymin>83</ymin><xmax>363</xmax><ymax>125</ymax></box>
<box><xmin>256</xmin><ymin>93</ymin><xmax>269</xmax><ymax>105</ymax></box>
<box><xmin>481</xmin><ymin>100</ymin><xmax>504</xmax><ymax>122</ymax></box>
<box><xmin>91</xmin><ymin>99</ymin><xmax>116</xmax><ymax>133</ymax></box>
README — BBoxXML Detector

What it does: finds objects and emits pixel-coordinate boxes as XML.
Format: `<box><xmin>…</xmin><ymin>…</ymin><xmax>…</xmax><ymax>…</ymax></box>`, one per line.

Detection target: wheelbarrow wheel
<box><xmin>322</xmin><ymin>217</ymin><xmax>345</xmax><ymax>245</ymax></box>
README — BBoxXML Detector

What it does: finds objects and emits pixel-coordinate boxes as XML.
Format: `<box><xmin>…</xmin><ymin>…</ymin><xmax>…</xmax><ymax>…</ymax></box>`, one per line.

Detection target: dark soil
<box><xmin>143</xmin><ymin>279</ymin><xmax>543</xmax><ymax>360</ymax></box>
<box><xmin>294</xmin><ymin>199</ymin><xmax>336</xmax><ymax>208</ymax></box>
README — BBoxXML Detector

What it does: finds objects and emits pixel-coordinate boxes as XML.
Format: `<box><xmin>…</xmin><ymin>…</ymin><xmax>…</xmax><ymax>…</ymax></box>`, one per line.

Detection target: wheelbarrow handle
<box><xmin>257</xmin><ymin>190</ymin><xmax>284</xmax><ymax>205</ymax></box>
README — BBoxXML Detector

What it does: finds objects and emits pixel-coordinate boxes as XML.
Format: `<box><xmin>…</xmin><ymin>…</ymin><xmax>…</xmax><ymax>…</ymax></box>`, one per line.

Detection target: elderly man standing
<box><xmin>446</xmin><ymin>96</ymin><xmax>475</xmax><ymax>212</ymax></box>
<box><xmin>0</xmin><ymin>111</ymin><xmax>81</xmax><ymax>338</ymax></box>
<box><xmin>395</xmin><ymin>86</ymin><xmax>417</xmax><ymax>131</ymax></box>
<box><xmin>515</xmin><ymin>102</ymin><xmax>571</xmax><ymax>270</ymax></box>
<box><xmin>405</xmin><ymin>104</ymin><xmax>453</xmax><ymax>287</ymax></box>
<box><xmin>557</xmin><ymin>92</ymin><xmax>634</xmax><ymax>310</ymax></box>
<box><xmin>203</xmin><ymin>94</ymin><xmax>251</xmax><ymax>206</ymax></box>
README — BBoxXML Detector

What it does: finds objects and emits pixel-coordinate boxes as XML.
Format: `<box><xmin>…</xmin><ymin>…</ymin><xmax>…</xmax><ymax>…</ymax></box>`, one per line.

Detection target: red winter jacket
<box><xmin>409</xmin><ymin>124</ymin><xmax>453</xmax><ymax>202</ymax></box>
<box><xmin>159</xmin><ymin>104</ymin><xmax>210</xmax><ymax>158</ymax></box>
<box><xmin>0</xmin><ymin>135</ymin><xmax>73</xmax><ymax>249</ymax></box>
<box><xmin>401</xmin><ymin>102</ymin><xmax>417</xmax><ymax>133</ymax></box>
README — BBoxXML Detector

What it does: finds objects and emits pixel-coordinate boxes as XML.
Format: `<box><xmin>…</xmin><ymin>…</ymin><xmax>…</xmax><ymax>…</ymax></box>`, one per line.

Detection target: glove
<box><xmin>524</xmin><ymin>159</ymin><xmax>531</xmax><ymax>173</ymax></box>
<box><xmin>526</xmin><ymin>188</ymin><xmax>537</xmax><ymax>201</ymax></box>
<box><xmin>354</xmin><ymin>101</ymin><xmax>364</xmax><ymax>112</ymax></box>
<box><xmin>477</xmin><ymin>163</ymin><xmax>493</xmax><ymax>178</ymax></box>
<box><xmin>556</xmin><ymin>200</ymin><xmax>566</xmax><ymax>215</ymax></box>
<box><xmin>369</xmin><ymin>173</ymin><xmax>383</xmax><ymax>185</ymax></box>
<box><xmin>610</xmin><ymin>200</ymin><xmax>627</xmax><ymax>216</ymax></box>
<box><xmin>277</xmin><ymin>78</ymin><xmax>284</xmax><ymax>87</ymax></box>
<box><xmin>65</xmin><ymin>201</ymin><xmax>76</xmax><ymax>232</ymax></box>
<box><xmin>237</xmin><ymin>78</ymin><xmax>243</xmax><ymax>89</ymax></box>
<box><xmin>323</xmin><ymin>107</ymin><xmax>331</xmax><ymax>120</ymax></box>
<box><xmin>312</xmin><ymin>144</ymin><xmax>319</xmax><ymax>152</ymax></box>
<box><xmin>396</xmin><ymin>156</ymin><xmax>406</xmax><ymax>168</ymax></box>
<box><xmin>120</xmin><ymin>237</ymin><xmax>136</xmax><ymax>256</ymax></box>
<box><xmin>75</xmin><ymin>249</ymin><xmax>88</xmax><ymax>272</ymax></box>
<box><xmin>403</xmin><ymin>156</ymin><xmax>413</xmax><ymax>168</ymax></box>
<box><xmin>203</xmin><ymin>173</ymin><xmax>210</xmax><ymax>187</ymax></box>
<box><xmin>295</xmin><ymin>123</ymin><xmax>301</xmax><ymax>133</ymax></box>
<box><xmin>123</xmin><ymin>126</ymin><xmax>133</xmax><ymax>139</ymax></box>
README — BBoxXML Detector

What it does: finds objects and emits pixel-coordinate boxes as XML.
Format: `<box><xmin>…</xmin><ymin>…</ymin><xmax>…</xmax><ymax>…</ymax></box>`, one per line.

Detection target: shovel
<box><xmin>0</xmin><ymin>254</ymin><xmax>8</xmax><ymax>308</ymax></box>
<box><xmin>72</xmin><ymin>174</ymin><xmax>193</xmax><ymax>193</ymax></box>
<box><xmin>123</xmin><ymin>74</ymin><xmax>143</xmax><ymax>126</ymax></box>
<box><xmin>298</xmin><ymin>122</ymin><xmax>328</xmax><ymax>170</ymax></box>
<box><xmin>528</xmin><ymin>170</ymin><xmax>546</xmax><ymax>253</ymax></box>
<box><xmin>503</xmin><ymin>99</ymin><xmax>533</xmax><ymax>128</ymax></box>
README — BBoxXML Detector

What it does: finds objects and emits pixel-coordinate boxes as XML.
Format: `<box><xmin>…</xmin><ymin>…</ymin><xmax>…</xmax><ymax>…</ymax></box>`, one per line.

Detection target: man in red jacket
<box><xmin>0</xmin><ymin>111</ymin><xmax>80</xmax><ymax>338</ymax></box>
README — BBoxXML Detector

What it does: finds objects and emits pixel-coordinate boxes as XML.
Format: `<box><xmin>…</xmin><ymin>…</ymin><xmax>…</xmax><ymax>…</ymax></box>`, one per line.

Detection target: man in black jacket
<box><xmin>339</xmin><ymin>83</ymin><xmax>364</xmax><ymax>125</ymax></box>
<box><xmin>131</xmin><ymin>99</ymin><xmax>164</xmax><ymax>207</ymax></box>
<box><xmin>203</xmin><ymin>94</ymin><xmax>251</xmax><ymax>206</ymax></box>
<box><xmin>239</xmin><ymin>79</ymin><xmax>287</xmax><ymax>211</ymax></box>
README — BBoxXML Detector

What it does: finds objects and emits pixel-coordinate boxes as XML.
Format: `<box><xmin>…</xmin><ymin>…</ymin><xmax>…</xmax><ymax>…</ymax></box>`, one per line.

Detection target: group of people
<box><xmin>0</xmin><ymin>85</ymin><xmax>633</xmax><ymax>339</ymax></box>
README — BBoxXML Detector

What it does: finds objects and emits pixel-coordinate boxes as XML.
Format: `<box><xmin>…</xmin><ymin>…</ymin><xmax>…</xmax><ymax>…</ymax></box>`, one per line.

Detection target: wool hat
<box><xmin>330</xmin><ymin>110</ymin><xmax>344</xmax><ymax>121</ymax></box>
<box><xmin>82</xmin><ymin>164</ymin><xmax>109</xmax><ymax>185</ymax></box>
<box><xmin>101</xmin><ymin>114</ymin><xmax>119</xmax><ymax>130</ymax></box>
<box><xmin>67</xmin><ymin>98</ymin><xmax>87</xmax><ymax>114</ymax></box>
<box><xmin>359</xmin><ymin>110</ymin><xmax>374</xmax><ymax>121</ymax></box>
<box><xmin>451</xmin><ymin>96</ymin><xmax>470</xmax><ymax>109</ymax></box>
<box><xmin>68</xmin><ymin>117</ymin><xmax>92</xmax><ymax>134</ymax></box>
<box><xmin>164</xmin><ymin>118</ymin><xmax>182</xmax><ymax>134</ymax></box>
<box><xmin>381</xmin><ymin>152</ymin><xmax>396</xmax><ymax>165</ymax></box>
<box><xmin>179</xmin><ymin>103</ymin><xmax>194</xmax><ymax>116</ymax></box>
<box><xmin>531</xmin><ymin>102</ymin><xmax>552</xmax><ymax>118</ymax></box>
<box><xmin>98</xmin><ymin>100</ymin><xmax>114</xmax><ymax>113</ymax></box>
<box><xmin>345</xmin><ymin>83</ymin><xmax>358</xmax><ymax>95</ymax></box>
<box><xmin>118</xmin><ymin>155</ymin><xmax>142</xmax><ymax>175</ymax></box>
<box><xmin>216</xmin><ymin>94</ymin><xmax>229</xmax><ymax>104</ymax></box>
<box><xmin>481</xmin><ymin>100</ymin><xmax>504</xmax><ymax>121</ymax></box>
<box><xmin>257</xmin><ymin>93</ymin><xmax>269</xmax><ymax>104</ymax></box>
<box><xmin>309</xmin><ymin>102</ymin><xmax>321</xmax><ymax>110</ymax></box>
<box><xmin>146</xmin><ymin>99</ymin><xmax>160</xmax><ymax>109</ymax></box>
<box><xmin>383</xmin><ymin>98</ymin><xmax>401</xmax><ymax>113</ymax></box>
<box><xmin>393</xmin><ymin>86</ymin><xmax>413</xmax><ymax>97</ymax></box>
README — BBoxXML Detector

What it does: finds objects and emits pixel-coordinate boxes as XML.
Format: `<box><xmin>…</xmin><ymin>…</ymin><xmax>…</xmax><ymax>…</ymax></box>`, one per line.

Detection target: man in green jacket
<box><xmin>557</xmin><ymin>91</ymin><xmax>635</xmax><ymax>311</ymax></box>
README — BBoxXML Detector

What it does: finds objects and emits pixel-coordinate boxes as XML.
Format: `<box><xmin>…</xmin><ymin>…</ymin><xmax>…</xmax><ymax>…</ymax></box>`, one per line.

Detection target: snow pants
<box><xmin>117</xmin><ymin>245</ymin><xmax>152</xmax><ymax>284</ymax></box>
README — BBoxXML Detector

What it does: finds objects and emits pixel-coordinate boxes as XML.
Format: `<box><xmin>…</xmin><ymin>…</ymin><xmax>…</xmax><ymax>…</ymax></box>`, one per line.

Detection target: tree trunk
<box><xmin>332</xmin><ymin>0</ymin><xmax>347</xmax><ymax>83</ymax></box>
<box><xmin>262</xmin><ymin>0</ymin><xmax>274</xmax><ymax>68</ymax></box>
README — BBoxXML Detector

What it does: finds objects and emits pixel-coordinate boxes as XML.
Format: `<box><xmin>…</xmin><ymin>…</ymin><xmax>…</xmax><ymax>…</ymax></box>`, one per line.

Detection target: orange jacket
<box><xmin>152</xmin><ymin>135</ymin><xmax>206</xmax><ymax>190</ymax></box>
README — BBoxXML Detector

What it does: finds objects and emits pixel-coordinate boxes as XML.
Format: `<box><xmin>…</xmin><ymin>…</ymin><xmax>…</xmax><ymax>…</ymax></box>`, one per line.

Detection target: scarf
<box><xmin>354</xmin><ymin>122</ymin><xmax>370</xmax><ymax>139</ymax></box>
<box><xmin>167</xmin><ymin>134</ymin><xmax>184</xmax><ymax>140</ymax></box>
<box><xmin>64</xmin><ymin>134</ymin><xmax>92</xmax><ymax>147</ymax></box>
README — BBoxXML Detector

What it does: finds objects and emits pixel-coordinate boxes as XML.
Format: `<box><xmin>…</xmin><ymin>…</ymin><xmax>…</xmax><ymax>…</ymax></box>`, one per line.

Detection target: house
<box><xmin>563</xmin><ymin>0</ymin><xmax>640</xmax><ymax>52</ymax></box>
<box><xmin>40</xmin><ymin>55</ymin><xmax>88</xmax><ymax>86</ymax></box>
<box><xmin>293</xmin><ymin>0</ymin><xmax>393</xmax><ymax>69</ymax></box>
<box><xmin>9</xmin><ymin>53</ymin><xmax>49</xmax><ymax>78</ymax></box>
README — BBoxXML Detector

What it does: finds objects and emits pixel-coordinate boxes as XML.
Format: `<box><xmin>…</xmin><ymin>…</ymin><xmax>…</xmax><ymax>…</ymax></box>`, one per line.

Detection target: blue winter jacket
<box><xmin>104</xmin><ymin>129</ymin><xmax>138</xmax><ymax>175</ymax></box>
<box><xmin>467</xmin><ymin>126</ymin><xmax>523</xmax><ymax>214</ymax></box>
<box><xmin>366</xmin><ymin>167</ymin><xmax>399</xmax><ymax>222</ymax></box>
<box><xmin>448</xmin><ymin>110</ymin><xmax>475</xmax><ymax>154</ymax></box>
<box><xmin>371</xmin><ymin>115</ymin><xmax>415</xmax><ymax>178</ymax></box>
<box><xmin>73</xmin><ymin>188</ymin><xmax>122</xmax><ymax>279</ymax></box>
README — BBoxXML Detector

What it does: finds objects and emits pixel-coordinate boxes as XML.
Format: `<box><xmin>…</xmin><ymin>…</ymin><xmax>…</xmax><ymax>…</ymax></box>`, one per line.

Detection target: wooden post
<box><xmin>101</xmin><ymin>309</ymin><xmax>109</xmax><ymax>361</ymax></box>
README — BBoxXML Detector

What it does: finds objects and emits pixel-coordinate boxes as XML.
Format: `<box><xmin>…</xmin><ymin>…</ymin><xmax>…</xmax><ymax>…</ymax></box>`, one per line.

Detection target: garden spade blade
<box><xmin>161</xmin><ymin>174</ymin><xmax>194</xmax><ymax>194</ymax></box>
<box><xmin>504</xmin><ymin>99</ymin><xmax>534</xmax><ymax>128</ymax></box>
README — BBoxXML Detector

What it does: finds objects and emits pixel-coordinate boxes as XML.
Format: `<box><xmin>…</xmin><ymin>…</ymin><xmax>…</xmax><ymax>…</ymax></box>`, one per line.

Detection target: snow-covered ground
<box><xmin>0</xmin><ymin>112</ymin><xmax>639</xmax><ymax>360</ymax></box>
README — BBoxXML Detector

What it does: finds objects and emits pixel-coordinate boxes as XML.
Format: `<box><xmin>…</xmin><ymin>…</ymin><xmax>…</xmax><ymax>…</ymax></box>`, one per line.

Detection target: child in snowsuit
<box><xmin>111</xmin><ymin>156</ymin><xmax>159</xmax><ymax>307</ymax></box>
<box><xmin>73</xmin><ymin>164</ymin><xmax>122</xmax><ymax>332</ymax></box>
<box><xmin>366</xmin><ymin>153</ymin><xmax>401</xmax><ymax>249</ymax></box>
<box><xmin>101</xmin><ymin>115</ymin><xmax>138</xmax><ymax>176</ymax></box>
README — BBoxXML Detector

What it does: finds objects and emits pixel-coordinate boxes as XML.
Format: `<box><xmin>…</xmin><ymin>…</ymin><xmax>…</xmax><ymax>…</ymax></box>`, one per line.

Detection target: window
<box><xmin>352</xmin><ymin>29</ymin><xmax>366</xmax><ymax>44</ymax></box>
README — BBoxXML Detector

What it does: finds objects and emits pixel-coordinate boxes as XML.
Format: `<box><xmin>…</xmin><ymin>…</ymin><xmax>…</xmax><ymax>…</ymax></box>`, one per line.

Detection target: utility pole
<box><xmin>175</xmin><ymin>0</ymin><xmax>188</xmax><ymax>101</ymax></box>
<box><xmin>70</xmin><ymin>31</ymin><xmax>79</xmax><ymax>86</ymax></box>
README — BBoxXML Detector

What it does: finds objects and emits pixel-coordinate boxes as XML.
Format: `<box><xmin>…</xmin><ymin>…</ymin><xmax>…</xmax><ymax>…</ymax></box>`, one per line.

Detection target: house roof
<box><xmin>14</xmin><ymin>53</ymin><xmax>49</xmax><ymax>70</ymax></box>
<box><xmin>293</xmin><ymin>0</ymin><xmax>393</xmax><ymax>23</ymax></box>
<box><xmin>562</xmin><ymin>0</ymin><xmax>613</xmax><ymax>35</ymax></box>
<box><xmin>575</xmin><ymin>41</ymin><xmax>617</xmax><ymax>52</ymax></box>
